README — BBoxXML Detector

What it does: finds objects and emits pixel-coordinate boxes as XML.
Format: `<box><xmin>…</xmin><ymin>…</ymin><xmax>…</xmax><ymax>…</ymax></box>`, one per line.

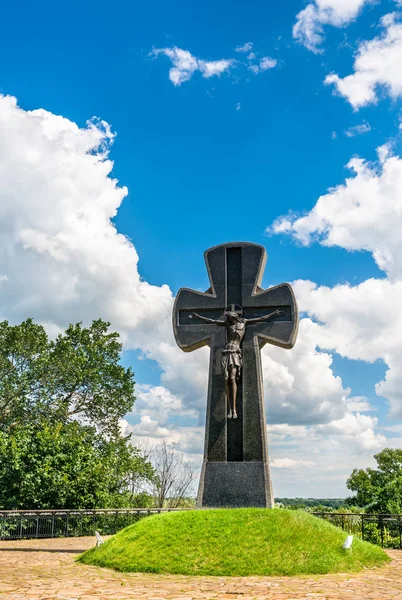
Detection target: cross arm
<box><xmin>245</xmin><ymin>282</ymin><xmax>299</xmax><ymax>349</ymax></box>
<box><xmin>173</xmin><ymin>287</ymin><xmax>225</xmax><ymax>353</ymax></box>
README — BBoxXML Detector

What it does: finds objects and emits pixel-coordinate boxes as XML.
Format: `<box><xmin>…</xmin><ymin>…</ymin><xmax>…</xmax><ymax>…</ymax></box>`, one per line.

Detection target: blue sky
<box><xmin>1</xmin><ymin>0</ymin><xmax>402</xmax><ymax>496</ymax></box>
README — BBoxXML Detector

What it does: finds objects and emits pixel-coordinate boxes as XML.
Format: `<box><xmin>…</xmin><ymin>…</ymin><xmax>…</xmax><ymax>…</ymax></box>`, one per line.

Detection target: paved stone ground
<box><xmin>0</xmin><ymin>536</ymin><xmax>402</xmax><ymax>600</ymax></box>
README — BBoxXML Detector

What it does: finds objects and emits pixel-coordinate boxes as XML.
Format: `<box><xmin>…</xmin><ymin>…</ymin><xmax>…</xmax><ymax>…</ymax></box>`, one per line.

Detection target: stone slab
<box><xmin>197</xmin><ymin>461</ymin><xmax>274</xmax><ymax>508</ymax></box>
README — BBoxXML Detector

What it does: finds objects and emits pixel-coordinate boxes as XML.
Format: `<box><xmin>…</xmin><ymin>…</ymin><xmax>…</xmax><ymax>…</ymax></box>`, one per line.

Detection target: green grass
<box><xmin>78</xmin><ymin>508</ymin><xmax>390</xmax><ymax>577</ymax></box>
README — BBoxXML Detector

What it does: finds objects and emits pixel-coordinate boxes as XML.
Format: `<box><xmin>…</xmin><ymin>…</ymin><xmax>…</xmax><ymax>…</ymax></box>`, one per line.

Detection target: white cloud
<box><xmin>293</xmin><ymin>278</ymin><xmax>402</xmax><ymax>361</ymax></box>
<box><xmin>270</xmin><ymin>141</ymin><xmax>402</xmax><ymax>430</ymax></box>
<box><xmin>150</xmin><ymin>47</ymin><xmax>198</xmax><ymax>85</ymax></box>
<box><xmin>346</xmin><ymin>396</ymin><xmax>375</xmax><ymax>412</ymax></box>
<box><xmin>344</xmin><ymin>121</ymin><xmax>371</xmax><ymax>137</ymax></box>
<box><xmin>130</xmin><ymin>385</ymin><xmax>197</xmax><ymax>425</ymax></box>
<box><xmin>318</xmin><ymin>413</ymin><xmax>386</xmax><ymax>451</ymax></box>
<box><xmin>319</xmin><ymin>412</ymin><xmax>376</xmax><ymax>435</ymax></box>
<box><xmin>262</xmin><ymin>318</ymin><xmax>350</xmax><ymax>425</ymax></box>
<box><xmin>150</xmin><ymin>46</ymin><xmax>234</xmax><ymax>86</ymax></box>
<box><xmin>267</xmin><ymin>416</ymin><xmax>387</xmax><ymax>496</ymax></box>
<box><xmin>271</xmin><ymin>458</ymin><xmax>315</xmax><ymax>468</ymax></box>
<box><xmin>260</xmin><ymin>57</ymin><xmax>278</xmax><ymax>70</ymax></box>
<box><xmin>248</xmin><ymin>56</ymin><xmax>277</xmax><ymax>75</ymax></box>
<box><xmin>293</xmin><ymin>0</ymin><xmax>370</xmax><ymax>53</ymax></box>
<box><xmin>150</xmin><ymin>45</ymin><xmax>279</xmax><ymax>85</ymax></box>
<box><xmin>269</xmin><ymin>147</ymin><xmax>402</xmax><ymax>279</ymax></box>
<box><xmin>325</xmin><ymin>13</ymin><xmax>402</xmax><ymax>108</ymax></box>
<box><xmin>292</xmin><ymin>277</ymin><xmax>402</xmax><ymax>422</ymax></box>
<box><xmin>235</xmin><ymin>42</ymin><xmax>253</xmax><ymax>53</ymax></box>
<box><xmin>236</xmin><ymin>102</ymin><xmax>241</xmax><ymax>111</ymax></box>
<box><xmin>0</xmin><ymin>95</ymin><xmax>173</xmax><ymax>343</ymax></box>
<box><xmin>199</xmin><ymin>59</ymin><xmax>235</xmax><ymax>79</ymax></box>
<box><xmin>121</xmin><ymin>415</ymin><xmax>171</xmax><ymax>439</ymax></box>
<box><xmin>121</xmin><ymin>416</ymin><xmax>205</xmax><ymax>456</ymax></box>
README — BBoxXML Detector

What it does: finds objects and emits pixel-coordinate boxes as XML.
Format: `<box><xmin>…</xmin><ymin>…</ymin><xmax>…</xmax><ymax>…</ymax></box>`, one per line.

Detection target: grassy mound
<box><xmin>78</xmin><ymin>508</ymin><xmax>390</xmax><ymax>577</ymax></box>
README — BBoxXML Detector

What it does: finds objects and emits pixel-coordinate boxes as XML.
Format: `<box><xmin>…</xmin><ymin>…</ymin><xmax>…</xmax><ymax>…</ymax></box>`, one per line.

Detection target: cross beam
<box><xmin>173</xmin><ymin>242</ymin><xmax>299</xmax><ymax>508</ymax></box>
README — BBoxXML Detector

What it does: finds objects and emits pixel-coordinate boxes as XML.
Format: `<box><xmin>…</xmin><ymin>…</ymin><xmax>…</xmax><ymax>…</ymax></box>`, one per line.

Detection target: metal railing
<box><xmin>312</xmin><ymin>512</ymin><xmax>402</xmax><ymax>549</ymax></box>
<box><xmin>2</xmin><ymin>509</ymin><xmax>402</xmax><ymax>548</ymax></box>
<box><xmin>0</xmin><ymin>508</ymin><xmax>192</xmax><ymax>540</ymax></box>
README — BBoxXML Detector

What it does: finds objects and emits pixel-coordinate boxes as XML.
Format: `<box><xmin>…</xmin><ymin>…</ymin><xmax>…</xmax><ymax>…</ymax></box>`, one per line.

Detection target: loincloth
<box><xmin>221</xmin><ymin>348</ymin><xmax>242</xmax><ymax>378</ymax></box>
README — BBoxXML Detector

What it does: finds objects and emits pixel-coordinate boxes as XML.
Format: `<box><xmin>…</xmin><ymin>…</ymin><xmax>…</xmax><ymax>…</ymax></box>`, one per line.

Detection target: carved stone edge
<box><xmin>172</xmin><ymin>288</ymin><xmax>217</xmax><ymax>352</ymax></box>
<box><xmin>255</xmin><ymin>282</ymin><xmax>299</xmax><ymax>349</ymax></box>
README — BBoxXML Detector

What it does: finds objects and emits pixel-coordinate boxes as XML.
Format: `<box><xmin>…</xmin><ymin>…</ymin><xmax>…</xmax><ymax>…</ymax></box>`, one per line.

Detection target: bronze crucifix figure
<box><xmin>193</xmin><ymin>304</ymin><xmax>284</xmax><ymax>419</ymax></box>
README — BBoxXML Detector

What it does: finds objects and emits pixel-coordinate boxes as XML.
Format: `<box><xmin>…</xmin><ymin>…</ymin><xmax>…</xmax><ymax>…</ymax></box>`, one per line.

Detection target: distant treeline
<box><xmin>275</xmin><ymin>498</ymin><xmax>346</xmax><ymax>509</ymax></box>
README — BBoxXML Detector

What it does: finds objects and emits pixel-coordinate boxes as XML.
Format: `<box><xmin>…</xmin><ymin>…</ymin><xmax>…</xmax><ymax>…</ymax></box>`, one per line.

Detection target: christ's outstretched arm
<box><xmin>245</xmin><ymin>309</ymin><xmax>284</xmax><ymax>324</ymax></box>
<box><xmin>192</xmin><ymin>312</ymin><xmax>226</xmax><ymax>325</ymax></box>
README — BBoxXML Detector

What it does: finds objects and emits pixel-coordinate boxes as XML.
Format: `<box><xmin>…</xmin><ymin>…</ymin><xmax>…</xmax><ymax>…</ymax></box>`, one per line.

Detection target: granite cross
<box><xmin>173</xmin><ymin>242</ymin><xmax>299</xmax><ymax>508</ymax></box>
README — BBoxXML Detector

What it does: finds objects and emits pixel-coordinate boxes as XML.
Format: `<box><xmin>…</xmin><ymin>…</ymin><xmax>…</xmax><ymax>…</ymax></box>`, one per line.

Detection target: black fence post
<box><xmin>380</xmin><ymin>515</ymin><xmax>384</xmax><ymax>547</ymax></box>
<box><xmin>399</xmin><ymin>515</ymin><xmax>402</xmax><ymax>550</ymax></box>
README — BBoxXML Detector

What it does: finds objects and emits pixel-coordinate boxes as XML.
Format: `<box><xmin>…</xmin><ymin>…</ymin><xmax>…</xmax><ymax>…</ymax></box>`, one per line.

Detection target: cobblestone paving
<box><xmin>0</xmin><ymin>536</ymin><xmax>402</xmax><ymax>600</ymax></box>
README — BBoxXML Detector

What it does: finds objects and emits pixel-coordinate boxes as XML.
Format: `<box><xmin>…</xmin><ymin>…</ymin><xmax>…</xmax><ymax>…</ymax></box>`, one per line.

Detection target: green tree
<box><xmin>0</xmin><ymin>420</ymin><xmax>154</xmax><ymax>509</ymax></box>
<box><xmin>0</xmin><ymin>317</ymin><xmax>155</xmax><ymax>509</ymax></box>
<box><xmin>0</xmin><ymin>318</ymin><xmax>135</xmax><ymax>436</ymax></box>
<box><xmin>347</xmin><ymin>448</ymin><xmax>402</xmax><ymax>513</ymax></box>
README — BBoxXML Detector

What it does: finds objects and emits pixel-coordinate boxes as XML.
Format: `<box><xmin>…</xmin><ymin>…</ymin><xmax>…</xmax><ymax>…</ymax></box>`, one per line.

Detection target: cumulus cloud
<box><xmin>318</xmin><ymin>413</ymin><xmax>387</xmax><ymax>452</ymax></box>
<box><xmin>268</xmin><ymin>414</ymin><xmax>386</xmax><ymax>453</ymax></box>
<box><xmin>267</xmin><ymin>415</ymin><xmax>386</xmax><ymax>496</ymax></box>
<box><xmin>269</xmin><ymin>146</ymin><xmax>402</xmax><ymax>278</ymax></box>
<box><xmin>150</xmin><ymin>46</ymin><xmax>234</xmax><ymax>86</ymax></box>
<box><xmin>121</xmin><ymin>416</ymin><xmax>205</xmax><ymax>455</ymax></box>
<box><xmin>325</xmin><ymin>13</ymin><xmax>402</xmax><ymax>108</ymax></box>
<box><xmin>0</xmin><ymin>95</ymin><xmax>173</xmax><ymax>342</ymax></box>
<box><xmin>121</xmin><ymin>415</ymin><xmax>171</xmax><ymax>440</ymax></box>
<box><xmin>293</xmin><ymin>0</ymin><xmax>370</xmax><ymax>53</ymax></box>
<box><xmin>270</xmin><ymin>142</ymin><xmax>402</xmax><ymax>428</ymax></box>
<box><xmin>346</xmin><ymin>396</ymin><xmax>375</xmax><ymax>412</ymax></box>
<box><xmin>292</xmin><ymin>277</ymin><xmax>402</xmax><ymax>422</ymax></box>
<box><xmin>130</xmin><ymin>385</ymin><xmax>198</xmax><ymax>425</ymax></box>
<box><xmin>262</xmin><ymin>318</ymin><xmax>350</xmax><ymax>425</ymax></box>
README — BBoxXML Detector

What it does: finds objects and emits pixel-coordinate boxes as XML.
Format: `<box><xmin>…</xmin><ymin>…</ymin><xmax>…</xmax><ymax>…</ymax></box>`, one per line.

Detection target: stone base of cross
<box><xmin>173</xmin><ymin>242</ymin><xmax>299</xmax><ymax>508</ymax></box>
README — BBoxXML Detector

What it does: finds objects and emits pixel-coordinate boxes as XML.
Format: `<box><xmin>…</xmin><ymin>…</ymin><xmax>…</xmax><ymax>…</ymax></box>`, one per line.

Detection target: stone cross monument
<box><xmin>173</xmin><ymin>242</ymin><xmax>299</xmax><ymax>508</ymax></box>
